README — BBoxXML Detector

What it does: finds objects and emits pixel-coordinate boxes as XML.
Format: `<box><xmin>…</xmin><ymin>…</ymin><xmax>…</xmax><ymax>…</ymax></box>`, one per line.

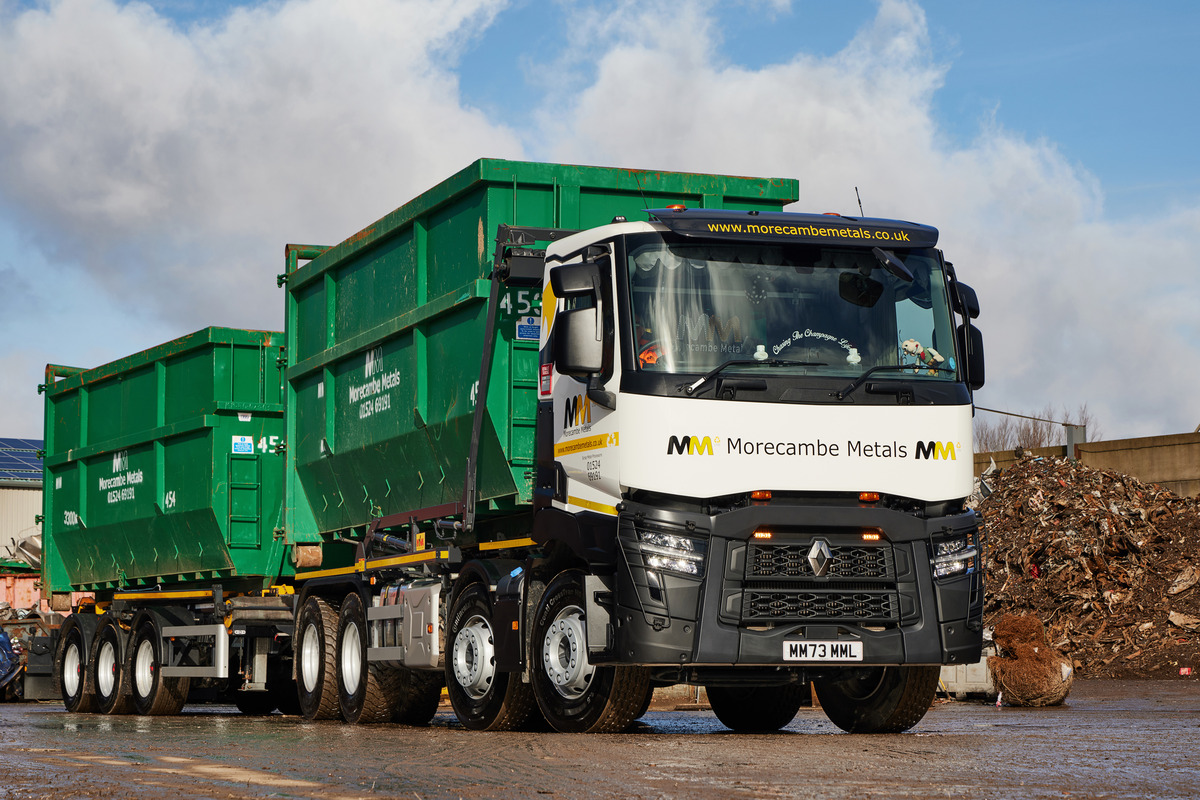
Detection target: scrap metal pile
<box><xmin>979</xmin><ymin>455</ymin><xmax>1200</xmax><ymax>679</ymax></box>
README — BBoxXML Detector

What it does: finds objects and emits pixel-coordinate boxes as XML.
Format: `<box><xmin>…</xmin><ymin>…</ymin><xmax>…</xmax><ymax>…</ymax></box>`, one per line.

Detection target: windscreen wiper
<box><xmin>834</xmin><ymin>365</ymin><xmax>954</xmax><ymax>400</ymax></box>
<box><xmin>683</xmin><ymin>358</ymin><xmax>828</xmax><ymax>396</ymax></box>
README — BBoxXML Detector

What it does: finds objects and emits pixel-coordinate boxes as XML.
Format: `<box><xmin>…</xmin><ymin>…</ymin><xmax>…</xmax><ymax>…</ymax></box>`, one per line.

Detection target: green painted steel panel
<box><xmin>283</xmin><ymin>159</ymin><xmax>798</xmax><ymax>539</ymax></box>
<box><xmin>40</xmin><ymin>328</ymin><xmax>287</xmax><ymax>593</ymax></box>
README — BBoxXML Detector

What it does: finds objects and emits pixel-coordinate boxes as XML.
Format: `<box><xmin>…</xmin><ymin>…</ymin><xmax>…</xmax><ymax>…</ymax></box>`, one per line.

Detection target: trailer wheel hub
<box><xmin>134</xmin><ymin>639</ymin><xmax>155</xmax><ymax>698</ymax></box>
<box><xmin>63</xmin><ymin>643</ymin><xmax>82</xmax><ymax>698</ymax></box>
<box><xmin>300</xmin><ymin>622</ymin><xmax>322</xmax><ymax>694</ymax></box>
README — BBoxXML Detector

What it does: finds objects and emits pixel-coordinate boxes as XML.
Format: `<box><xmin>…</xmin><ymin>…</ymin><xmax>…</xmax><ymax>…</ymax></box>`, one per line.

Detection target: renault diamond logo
<box><xmin>808</xmin><ymin>539</ymin><xmax>833</xmax><ymax>577</ymax></box>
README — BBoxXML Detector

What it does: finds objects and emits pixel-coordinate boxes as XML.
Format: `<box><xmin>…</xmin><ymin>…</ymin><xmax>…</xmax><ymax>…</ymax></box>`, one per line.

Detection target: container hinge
<box><xmin>276</xmin><ymin>349</ymin><xmax>288</xmax><ymax>367</ymax></box>
<box><xmin>34</xmin><ymin>514</ymin><xmax>44</xmax><ymax>525</ymax></box>
<box><xmin>274</xmin><ymin>439</ymin><xmax>287</xmax><ymax>454</ymax></box>
<box><xmin>276</xmin><ymin>273</ymin><xmax>289</xmax><ymax>287</ymax></box>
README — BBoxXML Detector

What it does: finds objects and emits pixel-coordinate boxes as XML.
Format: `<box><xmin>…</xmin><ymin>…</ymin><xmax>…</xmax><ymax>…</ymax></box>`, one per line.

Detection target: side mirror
<box><xmin>554</xmin><ymin>307</ymin><xmax>604</xmax><ymax>377</ymax></box>
<box><xmin>956</xmin><ymin>323</ymin><xmax>985</xmax><ymax>390</ymax></box>
<box><xmin>953</xmin><ymin>282</ymin><xmax>980</xmax><ymax>319</ymax></box>
<box><xmin>550</xmin><ymin>262</ymin><xmax>600</xmax><ymax>297</ymax></box>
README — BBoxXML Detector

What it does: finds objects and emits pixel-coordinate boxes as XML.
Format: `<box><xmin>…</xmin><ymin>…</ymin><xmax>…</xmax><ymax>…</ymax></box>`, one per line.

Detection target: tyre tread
<box><xmin>131</xmin><ymin>620</ymin><xmax>189</xmax><ymax>716</ymax></box>
<box><xmin>54</xmin><ymin>617</ymin><xmax>98</xmax><ymax>714</ymax></box>
<box><xmin>299</xmin><ymin>596</ymin><xmax>341</xmax><ymax>721</ymax></box>
<box><xmin>707</xmin><ymin>684</ymin><xmax>807</xmax><ymax>732</ymax></box>
<box><xmin>392</xmin><ymin>669</ymin><xmax>445</xmax><ymax>726</ymax></box>
<box><xmin>815</xmin><ymin>665</ymin><xmax>939</xmax><ymax>733</ymax></box>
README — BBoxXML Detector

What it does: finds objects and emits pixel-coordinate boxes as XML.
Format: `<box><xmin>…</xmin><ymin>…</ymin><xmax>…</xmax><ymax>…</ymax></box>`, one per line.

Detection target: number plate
<box><xmin>783</xmin><ymin>640</ymin><xmax>863</xmax><ymax>662</ymax></box>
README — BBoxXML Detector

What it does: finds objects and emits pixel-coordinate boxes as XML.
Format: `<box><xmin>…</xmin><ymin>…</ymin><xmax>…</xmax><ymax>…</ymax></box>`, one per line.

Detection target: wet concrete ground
<box><xmin>2</xmin><ymin>681</ymin><xmax>1198</xmax><ymax>799</ymax></box>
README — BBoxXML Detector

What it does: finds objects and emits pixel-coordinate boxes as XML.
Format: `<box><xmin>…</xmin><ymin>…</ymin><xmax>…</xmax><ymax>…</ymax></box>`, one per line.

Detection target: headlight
<box><xmin>637</xmin><ymin>529</ymin><xmax>706</xmax><ymax>577</ymax></box>
<box><xmin>931</xmin><ymin>535</ymin><xmax>978</xmax><ymax>579</ymax></box>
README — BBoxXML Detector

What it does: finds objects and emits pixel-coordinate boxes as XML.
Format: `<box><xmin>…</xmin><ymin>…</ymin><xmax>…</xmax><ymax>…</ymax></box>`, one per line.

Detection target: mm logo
<box><xmin>564</xmin><ymin>394</ymin><xmax>592</xmax><ymax>429</ymax></box>
<box><xmin>667</xmin><ymin>435</ymin><xmax>715</xmax><ymax>456</ymax></box>
<box><xmin>364</xmin><ymin>345</ymin><xmax>384</xmax><ymax>378</ymax></box>
<box><xmin>111</xmin><ymin>450</ymin><xmax>129</xmax><ymax>473</ymax></box>
<box><xmin>915</xmin><ymin>441</ymin><xmax>958</xmax><ymax>461</ymax></box>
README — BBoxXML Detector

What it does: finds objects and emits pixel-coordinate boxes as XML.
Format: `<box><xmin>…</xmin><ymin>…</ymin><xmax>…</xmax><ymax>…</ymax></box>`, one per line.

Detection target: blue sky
<box><xmin>457</xmin><ymin>0</ymin><xmax>1200</xmax><ymax>218</ymax></box>
<box><xmin>1</xmin><ymin>0</ymin><xmax>1198</xmax><ymax>441</ymax></box>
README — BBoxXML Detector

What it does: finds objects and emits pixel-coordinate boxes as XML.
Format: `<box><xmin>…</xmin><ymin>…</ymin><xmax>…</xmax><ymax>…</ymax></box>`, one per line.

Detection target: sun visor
<box><xmin>647</xmin><ymin>208</ymin><xmax>939</xmax><ymax>249</ymax></box>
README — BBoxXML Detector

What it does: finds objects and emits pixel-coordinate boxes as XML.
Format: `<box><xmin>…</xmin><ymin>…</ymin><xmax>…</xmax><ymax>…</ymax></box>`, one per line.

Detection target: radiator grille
<box><xmin>747</xmin><ymin>543</ymin><xmax>892</xmax><ymax>580</ymax></box>
<box><xmin>742</xmin><ymin>589</ymin><xmax>898</xmax><ymax>623</ymax></box>
<box><xmin>739</xmin><ymin>539</ymin><xmax>899</xmax><ymax>625</ymax></box>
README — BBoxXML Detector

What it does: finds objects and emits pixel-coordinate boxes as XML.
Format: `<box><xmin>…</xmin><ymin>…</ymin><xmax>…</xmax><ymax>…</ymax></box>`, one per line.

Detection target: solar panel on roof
<box><xmin>0</xmin><ymin>437</ymin><xmax>43</xmax><ymax>483</ymax></box>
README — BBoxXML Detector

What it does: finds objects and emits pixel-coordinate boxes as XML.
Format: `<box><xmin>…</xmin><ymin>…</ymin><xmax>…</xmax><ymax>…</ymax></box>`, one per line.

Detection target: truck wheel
<box><xmin>234</xmin><ymin>691</ymin><xmax>278</xmax><ymax>715</ymax></box>
<box><xmin>392</xmin><ymin>668</ymin><xmax>443</xmax><ymax>726</ymax></box>
<box><xmin>814</xmin><ymin>665</ymin><xmax>940</xmax><ymax>733</ymax></box>
<box><xmin>445</xmin><ymin>582</ymin><xmax>533</xmax><ymax>731</ymax></box>
<box><xmin>130</xmin><ymin>618</ymin><xmax>189</xmax><ymax>716</ymax></box>
<box><xmin>92</xmin><ymin>621</ymin><xmax>135</xmax><ymax>715</ymax></box>
<box><xmin>270</xmin><ymin>658</ymin><xmax>302</xmax><ymax>716</ymax></box>
<box><xmin>531</xmin><ymin>573</ymin><xmax>650</xmax><ymax>733</ymax></box>
<box><xmin>706</xmin><ymin>684</ymin><xmax>808</xmax><ymax>732</ymax></box>
<box><xmin>337</xmin><ymin>591</ymin><xmax>394</xmax><ymax>724</ymax></box>
<box><xmin>55</xmin><ymin>615</ymin><xmax>97</xmax><ymax>713</ymax></box>
<box><xmin>636</xmin><ymin>685</ymin><xmax>654</xmax><ymax>719</ymax></box>
<box><xmin>296</xmin><ymin>595</ymin><xmax>340</xmax><ymax>720</ymax></box>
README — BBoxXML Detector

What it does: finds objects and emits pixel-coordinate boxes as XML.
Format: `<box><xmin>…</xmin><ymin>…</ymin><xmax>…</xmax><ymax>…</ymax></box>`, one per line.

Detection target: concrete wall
<box><xmin>975</xmin><ymin>432</ymin><xmax>1200</xmax><ymax>498</ymax></box>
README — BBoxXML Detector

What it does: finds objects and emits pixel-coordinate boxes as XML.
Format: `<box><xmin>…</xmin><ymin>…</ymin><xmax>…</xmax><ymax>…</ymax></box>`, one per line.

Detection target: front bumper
<box><xmin>610</xmin><ymin>499</ymin><xmax>983</xmax><ymax>668</ymax></box>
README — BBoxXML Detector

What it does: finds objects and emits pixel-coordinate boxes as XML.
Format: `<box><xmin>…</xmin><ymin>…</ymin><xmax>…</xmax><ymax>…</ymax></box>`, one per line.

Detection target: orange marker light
<box><xmin>666</xmin><ymin>204</ymin><xmax>687</xmax><ymax>211</ymax></box>
<box><xmin>751</xmin><ymin>490</ymin><xmax>772</xmax><ymax>501</ymax></box>
<box><xmin>859</xmin><ymin>491</ymin><xmax>880</xmax><ymax>503</ymax></box>
<box><xmin>753</xmin><ymin>529</ymin><xmax>773</xmax><ymax>540</ymax></box>
<box><xmin>862</xmin><ymin>529</ymin><xmax>883</xmax><ymax>542</ymax></box>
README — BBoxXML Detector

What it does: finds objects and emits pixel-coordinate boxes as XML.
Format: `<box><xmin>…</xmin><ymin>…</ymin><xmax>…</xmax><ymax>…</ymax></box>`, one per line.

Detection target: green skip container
<box><xmin>41</xmin><ymin>327</ymin><xmax>288</xmax><ymax>593</ymax></box>
<box><xmin>281</xmin><ymin>158</ymin><xmax>798</xmax><ymax>546</ymax></box>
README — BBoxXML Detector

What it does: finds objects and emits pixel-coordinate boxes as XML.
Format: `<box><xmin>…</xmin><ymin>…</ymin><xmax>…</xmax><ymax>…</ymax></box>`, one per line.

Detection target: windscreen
<box><xmin>626</xmin><ymin>234</ymin><xmax>957</xmax><ymax>380</ymax></box>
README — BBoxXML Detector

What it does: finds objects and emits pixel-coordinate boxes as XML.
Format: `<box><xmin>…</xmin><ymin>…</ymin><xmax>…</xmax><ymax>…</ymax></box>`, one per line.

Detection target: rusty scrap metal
<box><xmin>979</xmin><ymin>454</ymin><xmax>1200</xmax><ymax>678</ymax></box>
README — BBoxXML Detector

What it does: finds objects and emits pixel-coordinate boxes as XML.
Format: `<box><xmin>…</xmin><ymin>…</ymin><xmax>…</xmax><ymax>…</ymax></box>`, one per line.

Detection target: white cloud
<box><xmin>0</xmin><ymin>0</ymin><xmax>523</xmax><ymax>436</ymax></box>
<box><xmin>0</xmin><ymin>0</ymin><xmax>523</xmax><ymax>329</ymax></box>
<box><xmin>535</xmin><ymin>0</ymin><xmax>1200</xmax><ymax>438</ymax></box>
<box><xmin>1</xmin><ymin>0</ymin><xmax>1196</xmax><ymax>441</ymax></box>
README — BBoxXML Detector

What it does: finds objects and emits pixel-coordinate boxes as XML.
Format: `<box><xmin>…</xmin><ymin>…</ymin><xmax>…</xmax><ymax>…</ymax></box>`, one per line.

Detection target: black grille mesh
<box><xmin>743</xmin><ymin>589</ymin><xmax>897</xmax><ymax>623</ymax></box>
<box><xmin>740</xmin><ymin>540</ymin><xmax>899</xmax><ymax>624</ymax></box>
<box><xmin>747</xmin><ymin>543</ymin><xmax>892</xmax><ymax>579</ymax></box>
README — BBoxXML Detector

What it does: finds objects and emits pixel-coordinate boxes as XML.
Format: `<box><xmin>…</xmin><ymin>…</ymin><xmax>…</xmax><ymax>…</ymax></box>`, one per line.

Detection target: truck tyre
<box><xmin>636</xmin><ymin>685</ymin><xmax>654</xmax><ymax>719</ymax></box>
<box><xmin>392</xmin><ymin>668</ymin><xmax>443</xmax><ymax>726</ymax></box>
<box><xmin>296</xmin><ymin>595</ymin><xmax>340</xmax><ymax>720</ymax></box>
<box><xmin>531</xmin><ymin>573</ymin><xmax>650</xmax><ymax>733</ymax></box>
<box><xmin>130</xmin><ymin>618</ymin><xmax>190</xmax><ymax>716</ymax></box>
<box><xmin>55</xmin><ymin>615</ymin><xmax>97</xmax><ymax>713</ymax></box>
<box><xmin>337</xmin><ymin>592</ymin><xmax>394</xmax><ymax>724</ymax></box>
<box><xmin>92</xmin><ymin>620</ymin><xmax>135</xmax><ymax>715</ymax></box>
<box><xmin>445</xmin><ymin>582</ymin><xmax>533</xmax><ymax>731</ymax></box>
<box><xmin>234</xmin><ymin>691</ymin><xmax>278</xmax><ymax>715</ymax></box>
<box><xmin>814</xmin><ymin>665</ymin><xmax>940</xmax><ymax>733</ymax></box>
<box><xmin>706</xmin><ymin>684</ymin><xmax>808</xmax><ymax>732</ymax></box>
<box><xmin>270</xmin><ymin>658</ymin><xmax>302</xmax><ymax>716</ymax></box>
